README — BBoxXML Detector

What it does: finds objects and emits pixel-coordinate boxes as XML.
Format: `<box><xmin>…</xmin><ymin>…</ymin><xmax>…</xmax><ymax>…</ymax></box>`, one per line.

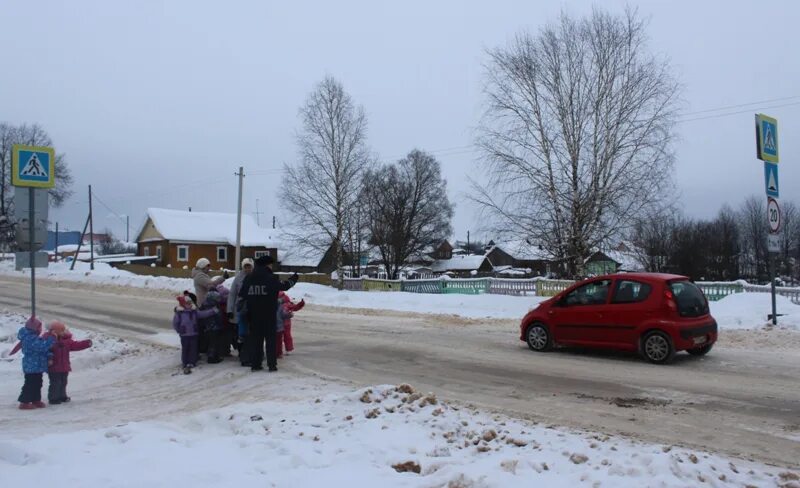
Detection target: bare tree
<box><xmin>282</xmin><ymin>77</ymin><xmax>371</xmax><ymax>289</ymax></box>
<box><xmin>364</xmin><ymin>150</ymin><xmax>453</xmax><ymax>279</ymax></box>
<box><xmin>472</xmin><ymin>8</ymin><xmax>680</xmax><ymax>276</ymax></box>
<box><xmin>738</xmin><ymin>196</ymin><xmax>768</xmax><ymax>282</ymax></box>
<box><xmin>630</xmin><ymin>208</ymin><xmax>677</xmax><ymax>273</ymax></box>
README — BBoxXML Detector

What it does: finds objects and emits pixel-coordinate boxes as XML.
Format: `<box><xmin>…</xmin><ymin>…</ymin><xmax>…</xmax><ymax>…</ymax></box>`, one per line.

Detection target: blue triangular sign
<box><xmin>764</xmin><ymin>162</ymin><xmax>779</xmax><ymax>198</ymax></box>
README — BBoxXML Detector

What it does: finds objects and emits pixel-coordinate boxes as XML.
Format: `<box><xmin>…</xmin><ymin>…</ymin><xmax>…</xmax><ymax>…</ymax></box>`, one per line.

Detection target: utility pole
<box><xmin>126</xmin><ymin>215</ymin><xmax>129</xmax><ymax>243</ymax></box>
<box><xmin>89</xmin><ymin>185</ymin><xmax>94</xmax><ymax>270</ymax></box>
<box><xmin>467</xmin><ymin>230</ymin><xmax>470</xmax><ymax>254</ymax></box>
<box><xmin>235</xmin><ymin>166</ymin><xmax>244</xmax><ymax>272</ymax></box>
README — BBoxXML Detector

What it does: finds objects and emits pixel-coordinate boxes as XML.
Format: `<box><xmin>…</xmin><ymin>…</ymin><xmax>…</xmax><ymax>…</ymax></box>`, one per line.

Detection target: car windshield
<box><xmin>669</xmin><ymin>280</ymin><xmax>709</xmax><ymax>317</ymax></box>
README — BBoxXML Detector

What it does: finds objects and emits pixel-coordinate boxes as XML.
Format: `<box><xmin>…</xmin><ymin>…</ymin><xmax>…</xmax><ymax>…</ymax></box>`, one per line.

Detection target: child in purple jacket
<box><xmin>43</xmin><ymin>321</ymin><xmax>92</xmax><ymax>405</ymax></box>
<box><xmin>173</xmin><ymin>292</ymin><xmax>218</xmax><ymax>375</ymax></box>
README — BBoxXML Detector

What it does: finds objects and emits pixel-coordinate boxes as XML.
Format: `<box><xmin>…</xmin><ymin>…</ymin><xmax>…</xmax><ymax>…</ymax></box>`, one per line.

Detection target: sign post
<box><xmin>755</xmin><ymin>114</ymin><xmax>780</xmax><ymax>325</ymax></box>
<box><xmin>11</xmin><ymin>144</ymin><xmax>55</xmax><ymax>318</ymax></box>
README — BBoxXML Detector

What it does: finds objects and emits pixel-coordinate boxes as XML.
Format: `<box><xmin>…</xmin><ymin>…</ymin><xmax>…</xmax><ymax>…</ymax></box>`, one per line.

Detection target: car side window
<box><xmin>563</xmin><ymin>279</ymin><xmax>612</xmax><ymax>306</ymax></box>
<box><xmin>611</xmin><ymin>280</ymin><xmax>652</xmax><ymax>304</ymax></box>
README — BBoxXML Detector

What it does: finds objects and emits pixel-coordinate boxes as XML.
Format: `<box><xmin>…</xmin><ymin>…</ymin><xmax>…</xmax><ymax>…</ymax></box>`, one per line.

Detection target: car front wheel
<box><xmin>642</xmin><ymin>331</ymin><xmax>676</xmax><ymax>364</ymax></box>
<box><xmin>686</xmin><ymin>343</ymin><xmax>713</xmax><ymax>356</ymax></box>
<box><xmin>526</xmin><ymin>323</ymin><xmax>552</xmax><ymax>352</ymax></box>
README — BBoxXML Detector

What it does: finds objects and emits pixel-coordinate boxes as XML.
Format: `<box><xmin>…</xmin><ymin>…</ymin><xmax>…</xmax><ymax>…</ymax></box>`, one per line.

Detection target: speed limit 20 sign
<box><xmin>768</xmin><ymin>197</ymin><xmax>781</xmax><ymax>233</ymax></box>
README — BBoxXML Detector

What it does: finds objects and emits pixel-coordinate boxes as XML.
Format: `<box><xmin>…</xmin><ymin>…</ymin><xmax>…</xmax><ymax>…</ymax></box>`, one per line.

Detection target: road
<box><xmin>0</xmin><ymin>274</ymin><xmax>798</xmax><ymax>467</ymax></box>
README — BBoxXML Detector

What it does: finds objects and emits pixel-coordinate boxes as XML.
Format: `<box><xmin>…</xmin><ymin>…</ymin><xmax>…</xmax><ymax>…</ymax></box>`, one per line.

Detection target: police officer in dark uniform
<box><xmin>239</xmin><ymin>255</ymin><xmax>298</xmax><ymax>371</ymax></box>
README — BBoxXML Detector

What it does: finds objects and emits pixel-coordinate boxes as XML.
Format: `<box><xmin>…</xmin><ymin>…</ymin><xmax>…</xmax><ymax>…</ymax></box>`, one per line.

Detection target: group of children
<box><xmin>172</xmin><ymin>283</ymin><xmax>304</xmax><ymax>374</ymax></box>
<box><xmin>13</xmin><ymin>316</ymin><xmax>92</xmax><ymax>410</ymax></box>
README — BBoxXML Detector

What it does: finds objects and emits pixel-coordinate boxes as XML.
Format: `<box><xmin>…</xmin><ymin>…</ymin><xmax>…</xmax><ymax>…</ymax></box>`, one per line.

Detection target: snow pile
<box><xmin>289</xmin><ymin>282</ymin><xmax>544</xmax><ymax>319</ymax></box>
<box><xmin>0</xmin><ymin>311</ymin><xmax>141</xmax><ymax>367</ymax></box>
<box><xmin>0</xmin><ymin>382</ymin><xmax>794</xmax><ymax>487</ymax></box>
<box><xmin>0</xmin><ymin>260</ymin><xmax>194</xmax><ymax>292</ymax></box>
<box><xmin>710</xmin><ymin>293</ymin><xmax>800</xmax><ymax>331</ymax></box>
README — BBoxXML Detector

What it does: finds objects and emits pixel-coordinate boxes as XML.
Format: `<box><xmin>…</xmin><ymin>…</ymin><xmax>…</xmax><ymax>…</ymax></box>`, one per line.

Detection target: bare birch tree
<box><xmin>282</xmin><ymin>77</ymin><xmax>371</xmax><ymax>289</ymax></box>
<box><xmin>363</xmin><ymin>150</ymin><xmax>453</xmax><ymax>279</ymax></box>
<box><xmin>473</xmin><ymin>8</ymin><xmax>681</xmax><ymax>275</ymax></box>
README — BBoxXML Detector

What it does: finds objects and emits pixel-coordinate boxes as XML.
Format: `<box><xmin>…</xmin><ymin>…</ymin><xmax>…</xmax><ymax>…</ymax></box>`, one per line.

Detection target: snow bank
<box><xmin>710</xmin><ymin>293</ymin><xmax>800</xmax><ymax>330</ymax></box>
<box><xmin>288</xmin><ymin>283</ymin><xmax>545</xmax><ymax>319</ymax></box>
<box><xmin>0</xmin><ymin>311</ymin><xmax>141</xmax><ymax>367</ymax></box>
<box><xmin>1</xmin><ymin>382</ymin><xmax>792</xmax><ymax>487</ymax></box>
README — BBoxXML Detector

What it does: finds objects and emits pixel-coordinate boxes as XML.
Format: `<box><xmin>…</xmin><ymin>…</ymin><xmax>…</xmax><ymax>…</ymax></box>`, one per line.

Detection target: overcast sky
<box><xmin>1</xmin><ymin>0</ymin><xmax>798</xmax><ymax>244</ymax></box>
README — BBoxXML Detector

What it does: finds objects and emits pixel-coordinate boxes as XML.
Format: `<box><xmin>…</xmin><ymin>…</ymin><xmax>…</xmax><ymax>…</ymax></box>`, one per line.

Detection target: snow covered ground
<box><xmin>1</xmin><ymin>312</ymin><xmax>796</xmax><ymax>487</ymax></box>
<box><xmin>2</xmin><ymin>260</ymin><xmax>800</xmax><ymax>329</ymax></box>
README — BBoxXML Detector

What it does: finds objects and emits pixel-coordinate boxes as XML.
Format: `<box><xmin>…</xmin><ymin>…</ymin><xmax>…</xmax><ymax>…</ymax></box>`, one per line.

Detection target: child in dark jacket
<box><xmin>17</xmin><ymin>316</ymin><xmax>56</xmax><ymax>410</ymax></box>
<box><xmin>173</xmin><ymin>293</ymin><xmax>217</xmax><ymax>374</ymax></box>
<box><xmin>199</xmin><ymin>289</ymin><xmax>224</xmax><ymax>364</ymax></box>
<box><xmin>43</xmin><ymin>321</ymin><xmax>92</xmax><ymax>405</ymax></box>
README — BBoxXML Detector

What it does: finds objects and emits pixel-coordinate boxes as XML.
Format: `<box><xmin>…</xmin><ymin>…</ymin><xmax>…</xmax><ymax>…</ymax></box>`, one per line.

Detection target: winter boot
<box><xmin>183</xmin><ymin>367</ymin><xmax>192</xmax><ymax>375</ymax></box>
<box><xmin>33</xmin><ymin>401</ymin><xmax>46</xmax><ymax>408</ymax></box>
<box><xmin>19</xmin><ymin>403</ymin><xmax>35</xmax><ymax>410</ymax></box>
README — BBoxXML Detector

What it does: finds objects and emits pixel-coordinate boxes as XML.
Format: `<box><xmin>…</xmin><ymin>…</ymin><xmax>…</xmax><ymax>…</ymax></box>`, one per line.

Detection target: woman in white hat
<box><xmin>227</xmin><ymin>258</ymin><xmax>254</xmax><ymax>366</ymax></box>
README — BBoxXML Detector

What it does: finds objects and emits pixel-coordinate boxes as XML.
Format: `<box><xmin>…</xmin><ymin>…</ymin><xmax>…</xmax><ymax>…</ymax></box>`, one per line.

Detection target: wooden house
<box><xmin>135</xmin><ymin>208</ymin><xmax>279</xmax><ymax>269</ymax></box>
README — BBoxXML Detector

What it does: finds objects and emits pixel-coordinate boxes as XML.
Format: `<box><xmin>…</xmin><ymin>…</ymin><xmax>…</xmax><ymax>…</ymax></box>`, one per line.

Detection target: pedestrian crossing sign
<box><xmin>755</xmin><ymin>114</ymin><xmax>779</xmax><ymax>163</ymax></box>
<box><xmin>12</xmin><ymin>145</ymin><xmax>55</xmax><ymax>188</ymax></box>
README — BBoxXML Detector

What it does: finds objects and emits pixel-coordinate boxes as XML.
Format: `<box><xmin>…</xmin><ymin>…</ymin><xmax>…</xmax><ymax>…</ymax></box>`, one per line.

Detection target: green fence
<box><xmin>696</xmin><ymin>282</ymin><xmax>744</xmax><ymax>301</ymax></box>
<box><xmin>440</xmin><ymin>279</ymin><xmax>490</xmax><ymax>295</ymax></box>
<box><xmin>402</xmin><ymin>279</ymin><xmax>444</xmax><ymax>294</ymax></box>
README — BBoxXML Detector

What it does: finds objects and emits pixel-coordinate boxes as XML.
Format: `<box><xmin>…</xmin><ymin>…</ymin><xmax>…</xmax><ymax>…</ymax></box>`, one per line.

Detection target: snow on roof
<box><xmin>491</xmin><ymin>240</ymin><xmax>552</xmax><ymax>261</ymax></box>
<box><xmin>604</xmin><ymin>249</ymin><xmax>645</xmax><ymax>272</ymax></box>
<box><xmin>279</xmin><ymin>243</ymin><xmax>327</xmax><ymax>267</ymax></box>
<box><xmin>431</xmin><ymin>254</ymin><xmax>490</xmax><ymax>272</ymax></box>
<box><xmin>144</xmin><ymin>208</ymin><xmax>280</xmax><ymax>248</ymax></box>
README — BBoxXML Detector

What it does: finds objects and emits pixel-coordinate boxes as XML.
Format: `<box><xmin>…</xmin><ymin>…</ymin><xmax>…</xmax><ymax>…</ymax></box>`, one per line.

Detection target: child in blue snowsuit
<box><xmin>17</xmin><ymin>316</ymin><xmax>56</xmax><ymax>410</ymax></box>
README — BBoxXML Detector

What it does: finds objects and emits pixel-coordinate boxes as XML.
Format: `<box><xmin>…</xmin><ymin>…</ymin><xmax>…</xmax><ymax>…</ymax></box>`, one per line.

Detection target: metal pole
<box><xmin>29</xmin><ymin>188</ymin><xmax>35</xmax><ymax>317</ymax></box>
<box><xmin>235</xmin><ymin>166</ymin><xmax>244</xmax><ymax>273</ymax></box>
<box><xmin>70</xmin><ymin>215</ymin><xmax>90</xmax><ymax>271</ymax></box>
<box><xmin>88</xmin><ymin>185</ymin><xmax>94</xmax><ymax>270</ymax></box>
<box><xmin>54</xmin><ymin>221</ymin><xmax>59</xmax><ymax>263</ymax></box>
<box><xmin>770</xmin><ymin>252</ymin><xmax>777</xmax><ymax>325</ymax></box>
<box><xmin>126</xmin><ymin>215</ymin><xmax>129</xmax><ymax>243</ymax></box>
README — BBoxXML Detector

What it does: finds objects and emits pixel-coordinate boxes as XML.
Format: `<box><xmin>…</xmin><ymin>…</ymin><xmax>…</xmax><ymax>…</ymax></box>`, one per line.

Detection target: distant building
<box><xmin>430</xmin><ymin>254</ymin><xmax>494</xmax><ymax>277</ymax></box>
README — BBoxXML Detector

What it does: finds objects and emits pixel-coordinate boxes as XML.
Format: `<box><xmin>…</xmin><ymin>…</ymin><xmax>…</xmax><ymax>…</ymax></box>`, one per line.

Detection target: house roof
<box><xmin>141</xmin><ymin>208</ymin><xmax>280</xmax><ymax>248</ymax></box>
<box><xmin>278</xmin><ymin>243</ymin><xmax>327</xmax><ymax>267</ymax></box>
<box><xmin>431</xmin><ymin>254</ymin><xmax>492</xmax><ymax>272</ymax></box>
<box><xmin>489</xmin><ymin>240</ymin><xmax>552</xmax><ymax>261</ymax></box>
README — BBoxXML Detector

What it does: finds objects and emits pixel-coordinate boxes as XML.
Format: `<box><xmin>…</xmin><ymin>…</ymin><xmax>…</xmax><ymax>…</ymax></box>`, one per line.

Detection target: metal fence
<box><xmin>338</xmin><ymin>277</ymin><xmax>800</xmax><ymax>303</ymax></box>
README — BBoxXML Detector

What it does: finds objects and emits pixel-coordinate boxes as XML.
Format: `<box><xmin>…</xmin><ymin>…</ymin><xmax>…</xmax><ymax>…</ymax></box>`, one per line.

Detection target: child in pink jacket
<box><xmin>43</xmin><ymin>321</ymin><xmax>92</xmax><ymax>405</ymax></box>
<box><xmin>277</xmin><ymin>292</ymin><xmax>305</xmax><ymax>358</ymax></box>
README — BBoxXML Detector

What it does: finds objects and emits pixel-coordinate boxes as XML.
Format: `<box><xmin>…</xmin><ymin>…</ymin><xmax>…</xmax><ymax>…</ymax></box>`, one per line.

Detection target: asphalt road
<box><xmin>0</xmin><ymin>275</ymin><xmax>798</xmax><ymax>467</ymax></box>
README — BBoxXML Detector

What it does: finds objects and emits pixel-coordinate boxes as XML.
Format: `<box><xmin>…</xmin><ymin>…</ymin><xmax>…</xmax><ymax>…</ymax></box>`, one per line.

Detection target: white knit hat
<box><xmin>196</xmin><ymin>257</ymin><xmax>211</xmax><ymax>269</ymax></box>
<box><xmin>241</xmin><ymin>258</ymin><xmax>254</xmax><ymax>268</ymax></box>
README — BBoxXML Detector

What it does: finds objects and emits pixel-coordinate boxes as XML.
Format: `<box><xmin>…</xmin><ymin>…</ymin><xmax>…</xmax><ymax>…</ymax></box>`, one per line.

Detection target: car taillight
<box><xmin>664</xmin><ymin>290</ymin><xmax>677</xmax><ymax>312</ymax></box>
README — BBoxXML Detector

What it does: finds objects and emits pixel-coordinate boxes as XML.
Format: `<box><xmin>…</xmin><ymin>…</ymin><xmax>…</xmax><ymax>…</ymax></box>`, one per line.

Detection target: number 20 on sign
<box><xmin>768</xmin><ymin>197</ymin><xmax>781</xmax><ymax>233</ymax></box>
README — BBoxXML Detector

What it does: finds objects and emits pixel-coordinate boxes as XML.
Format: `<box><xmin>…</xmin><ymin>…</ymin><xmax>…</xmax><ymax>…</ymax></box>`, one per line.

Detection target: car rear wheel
<box><xmin>526</xmin><ymin>323</ymin><xmax>552</xmax><ymax>352</ymax></box>
<box><xmin>642</xmin><ymin>331</ymin><xmax>675</xmax><ymax>364</ymax></box>
<box><xmin>686</xmin><ymin>343</ymin><xmax>713</xmax><ymax>356</ymax></box>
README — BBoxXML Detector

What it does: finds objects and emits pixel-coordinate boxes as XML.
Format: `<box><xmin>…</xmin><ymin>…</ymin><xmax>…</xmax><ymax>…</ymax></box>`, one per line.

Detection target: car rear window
<box><xmin>669</xmin><ymin>280</ymin><xmax>709</xmax><ymax>317</ymax></box>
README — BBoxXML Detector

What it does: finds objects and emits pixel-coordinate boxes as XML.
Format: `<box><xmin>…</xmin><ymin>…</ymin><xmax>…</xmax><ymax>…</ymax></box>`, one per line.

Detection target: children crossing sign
<box><xmin>12</xmin><ymin>145</ymin><xmax>55</xmax><ymax>188</ymax></box>
<box><xmin>764</xmin><ymin>162</ymin><xmax>779</xmax><ymax>198</ymax></box>
<box><xmin>755</xmin><ymin>113</ymin><xmax>779</xmax><ymax>163</ymax></box>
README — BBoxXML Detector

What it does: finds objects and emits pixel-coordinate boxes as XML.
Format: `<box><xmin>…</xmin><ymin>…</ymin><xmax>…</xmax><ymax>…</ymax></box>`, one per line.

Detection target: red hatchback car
<box><xmin>519</xmin><ymin>273</ymin><xmax>717</xmax><ymax>364</ymax></box>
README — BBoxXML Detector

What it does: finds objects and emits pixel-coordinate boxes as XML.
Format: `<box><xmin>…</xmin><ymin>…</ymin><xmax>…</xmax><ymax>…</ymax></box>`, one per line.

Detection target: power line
<box><xmin>677</xmin><ymin>100</ymin><xmax>800</xmax><ymax>124</ymax></box>
<box><xmin>680</xmin><ymin>95</ymin><xmax>800</xmax><ymax>117</ymax></box>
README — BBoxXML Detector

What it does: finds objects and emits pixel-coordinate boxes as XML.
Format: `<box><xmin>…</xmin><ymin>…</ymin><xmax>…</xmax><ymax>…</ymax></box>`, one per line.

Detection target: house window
<box><xmin>217</xmin><ymin>246</ymin><xmax>228</xmax><ymax>262</ymax></box>
<box><xmin>254</xmin><ymin>250</ymin><xmax>271</xmax><ymax>258</ymax></box>
<box><xmin>177</xmin><ymin>245</ymin><xmax>189</xmax><ymax>262</ymax></box>
<box><xmin>143</xmin><ymin>247</ymin><xmax>150</xmax><ymax>256</ymax></box>
<box><xmin>156</xmin><ymin>246</ymin><xmax>162</xmax><ymax>262</ymax></box>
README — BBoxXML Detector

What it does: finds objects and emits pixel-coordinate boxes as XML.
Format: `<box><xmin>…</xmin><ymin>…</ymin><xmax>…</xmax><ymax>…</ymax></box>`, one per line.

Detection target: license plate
<box><xmin>693</xmin><ymin>336</ymin><xmax>707</xmax><ymax>345</ymax></box>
